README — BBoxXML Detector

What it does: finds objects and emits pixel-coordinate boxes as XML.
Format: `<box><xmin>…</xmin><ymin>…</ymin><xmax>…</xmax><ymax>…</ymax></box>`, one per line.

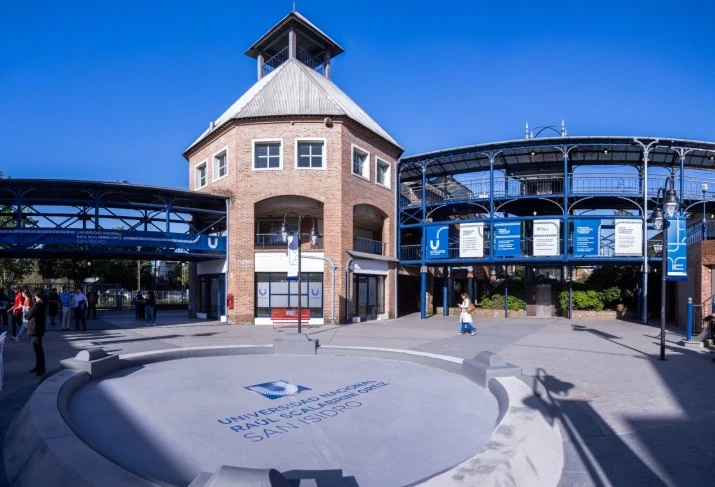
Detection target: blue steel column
<box><xmin>442</xmin><ymin>267</ymin><xmax>449</xmax><ymax>316</ymax></box>
<box><xmin>679</xmin><ymin>154</ymin><xmax>685</xmax><ymax>216</ymax></box>
<box><xmin>563</xmin><ymin>148</ymin><xmax>569</xmax><ymax>263</ymax></box>
<box><xmin>420</xmin><ymin>164</ymin><xmax>428</xmax><ymax>319</ymax></box>
<box><xmin>489</xmin><ymin>154</ymin><xmax>495</xmax><ymax>264</ymax></box>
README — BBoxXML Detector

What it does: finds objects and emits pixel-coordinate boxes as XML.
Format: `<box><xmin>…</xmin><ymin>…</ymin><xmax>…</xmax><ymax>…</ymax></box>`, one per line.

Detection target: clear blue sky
<box><xmin>2</xmin><ymin>0</ymin><xmax>714</xmax><ymax>188</ymax></box>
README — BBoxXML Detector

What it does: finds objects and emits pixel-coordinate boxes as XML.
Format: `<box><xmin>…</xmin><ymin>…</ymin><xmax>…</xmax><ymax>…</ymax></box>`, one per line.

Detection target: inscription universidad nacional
<box><xmin>217</xmin><ymin>380</ymin><xmax>389</xmax><ymax>442</ymax></box>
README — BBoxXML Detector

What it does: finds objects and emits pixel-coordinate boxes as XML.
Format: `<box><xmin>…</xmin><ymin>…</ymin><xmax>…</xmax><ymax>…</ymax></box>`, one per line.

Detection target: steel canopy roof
<box><xmin>398</xmin><ymin>136</ymin><xmax>715</xmax><ymax>181</ymax></box>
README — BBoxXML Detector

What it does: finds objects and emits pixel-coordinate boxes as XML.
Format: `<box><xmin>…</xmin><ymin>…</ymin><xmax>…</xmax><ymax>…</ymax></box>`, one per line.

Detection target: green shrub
<box><xmin>572</xmin><ymin>290</ymin><xmax>604</xmax><ymax>311</ymax></box>
<box><xmin>598</xmin><ymin>286</ymin><xmax>621</xmax><ymax>307</ymax></box>
<box><xmin>480</xmin><ymin>293</ymin><xmax>526</xmax><ymax>310</ymax></box>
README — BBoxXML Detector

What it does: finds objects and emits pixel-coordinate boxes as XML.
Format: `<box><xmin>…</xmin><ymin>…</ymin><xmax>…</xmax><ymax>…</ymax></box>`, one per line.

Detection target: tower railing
<box><xmin>297</xmin><ymin>48</ymin><xmax>325</xmax><ymax>75</ymax></box>
<box><xmin>263</xmin><ymin>47</ymin><xmax>289</xmax><ymax>76</ymax></box>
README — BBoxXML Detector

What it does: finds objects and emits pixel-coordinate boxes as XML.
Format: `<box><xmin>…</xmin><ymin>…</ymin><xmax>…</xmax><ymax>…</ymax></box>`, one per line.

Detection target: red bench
<box><xmin>271</xmin><ymin>308</ymin><xmax>311</xmax><ymax>328</ymax></box>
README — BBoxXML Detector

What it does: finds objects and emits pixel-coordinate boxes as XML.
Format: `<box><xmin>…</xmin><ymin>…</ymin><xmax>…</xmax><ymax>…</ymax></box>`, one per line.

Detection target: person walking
<box><xmin>144</xmin><ymin>291</ymin><xmax>156</xmax><ymax>326</ymax></box>
<box><xmin>13</xmin><ymin>289</ymin><xmax>32</xmax><ymax>342</ymax></box>
<box><xmin>73</xmin><ymin>287</ymin><xmax>88</xmax><ymax>332</ymax></box>
<box><xmin>59</xmin><ymin>286</ymin><xmax>72</xmax><ymax>331</ymax></box>
<box><xmin>47</xmin><ymin>288</ymin><xmax>59</xmax><ymax>327</ymax></box>
<box><xmin>134</xmin><ymin>292</ymin><xmax>145</xmax><ymax>321</ymax></box>
<box><xmin>0</xmin><ymin>287</ymin><xmax>8</xmax><ymax>329</ymax></box>
<box><xmin>457</xmin><ymin>291</ymin><xmax>477</xmax><ymax>336</ymax></box>
<box><xmin>25</xmin><ymin>288</ymin><xmax>47</xmax><ymax>377</ymax></box>
<box><xmin>87</xmin><ymin>288</ymin><xmax>98</xmax><ymax>319</ymax></box>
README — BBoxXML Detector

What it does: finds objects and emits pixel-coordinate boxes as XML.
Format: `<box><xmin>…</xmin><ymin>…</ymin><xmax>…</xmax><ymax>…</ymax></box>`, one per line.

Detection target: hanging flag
<box><xmin>287</xmin><ymin>234</ymin><xmax>299</xmax><ymax>280</ymax></box>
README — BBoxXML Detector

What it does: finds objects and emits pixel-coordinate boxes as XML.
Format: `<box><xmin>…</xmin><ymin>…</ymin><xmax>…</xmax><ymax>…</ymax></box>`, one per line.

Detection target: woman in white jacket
<box><xmin>458</xmin><ymin>291</ymin><xmax>477</xmax><ymax>336</ymax></box>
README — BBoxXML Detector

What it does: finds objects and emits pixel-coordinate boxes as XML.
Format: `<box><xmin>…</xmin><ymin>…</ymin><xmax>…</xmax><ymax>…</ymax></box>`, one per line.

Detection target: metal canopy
<box><xmin>398</xmin><ymin>136</ymin><xmax>715</xmax><ymax>181</ymax></box>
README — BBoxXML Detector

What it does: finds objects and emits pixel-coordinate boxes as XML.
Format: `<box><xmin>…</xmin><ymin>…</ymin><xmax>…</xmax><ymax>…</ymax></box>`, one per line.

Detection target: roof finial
<box><xmin>561</xmin><ymin>119</ymin><xmax>567</xmax><ymax>137</ymax></box>
<box><xmin>292</xmin><ymin>0</ymin><xmax>296</xmax><ymax>11</ymax></box>
<box><xmin>525</xmin><ymin>122</ymin><xmax>530</xmax><ymax>140</ymax></box>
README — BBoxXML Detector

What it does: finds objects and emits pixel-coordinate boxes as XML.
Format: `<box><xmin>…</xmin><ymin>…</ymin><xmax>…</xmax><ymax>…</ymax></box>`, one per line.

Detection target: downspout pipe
<box><xmin>345</xmin><ymin>257</ymin><xmax>354</xmax><ymax>323</ymax></box>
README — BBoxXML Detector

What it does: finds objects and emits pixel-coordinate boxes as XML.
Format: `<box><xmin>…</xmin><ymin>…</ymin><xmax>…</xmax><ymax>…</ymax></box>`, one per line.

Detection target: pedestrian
<box><xmin>87</xmin><ymin>288</ymin><xmax>98</xmax><ymax>319</ymax></box>
<box><xmin>134</xmin><ymin>292</ymin><xmax>145</xmax><ymax>321</ymax></box>
<box><xmin>73</xmin><ymin>287</ymin><xmax>88</xmax><ymax>332</ymax></box>
<box><xmin>8</xmin><ymin>287</ymin><xmax>23</xmax><ymax>338</ymax></box>
<box><xmin>13</xmin><ymin>288</ymin><xmax>33</xmax><ymax>342</ymax></box>
<box><xmin>457</xmin><ymin>291</ymin><xmax>477</xmax><ymax>336</ymax></box>
<box><xmin>59</xmin><ymin>286</ymin><xmax>72</xmax><ymax>331</ymax></box>
<box><xmin>145</xmin><ymin>290</ymin><xmax>156</xmax><ymax>326</ymax></box>
<box><xmin>47</xmin><ymin>288</ymin><xmax>59</xmax><ymax>327</ymax></box>
<box><xmin>0</xmin><ymin>287</ymin><xmax>8</xmax><ymax>329</ymax></box>
<box><xmin>25</xmin><ymin>288</ymin><xmax>46</xmax><ymax>377</ymax></box>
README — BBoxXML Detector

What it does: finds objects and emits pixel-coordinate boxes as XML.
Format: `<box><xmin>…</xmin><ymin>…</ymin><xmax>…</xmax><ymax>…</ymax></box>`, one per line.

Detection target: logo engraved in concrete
<box><xmin>244</xmin><ymin>380</ymin><xmax>311</xmax><ymax>400</ymax></box>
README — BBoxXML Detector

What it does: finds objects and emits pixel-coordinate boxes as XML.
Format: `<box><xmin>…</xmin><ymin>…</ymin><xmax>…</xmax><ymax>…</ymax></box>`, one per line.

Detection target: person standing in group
<box><xmin>134</xmin><ymin>292</ymin><xmax>145</xmax><ymax>321</ymax></box>
<box><xmin>87</xmin><ymin>288</ymin><xmax>98</xmax><ymax>320</ymax></box>
<box><xmin>47</xmin><ymin>288</ymin><xmax>59</xmax><ymax>327</ymax></box>
<box><xmin>13</xmin><ymin>288</ymin><xmax>33</xmax><ymax>342</ymax></box>
<box><xmin>9</xmin><ymin>286</ymin><xmax>23</xmax><ymax>339</ymax></box>
<box><xmin>59</xmin><ymin>286</ymin><xmax>72</xmax><ymax>331</ymax></box>
<box><xmin>73</xmin><ymin>287</ymin><xmax>88</xmax><ymax>332</ymax></box>
<box><xmin>0</xmin><ymin>287</ymin><xmax>8</xmax><ymax>329</ymax></box>
<box><xmin>25</xmin><ymin>288</ymin><xmax>47</xmax><ymax>377</ymax></box>
<box><xmin>457</xmin><ymin>291</ymin><xmax>477</xmax><ymax>336</ymax></box>
<box><xmin>144</xmin><ymin>290</ymin><xmax>156</xmax><ymax>326</ymax></box>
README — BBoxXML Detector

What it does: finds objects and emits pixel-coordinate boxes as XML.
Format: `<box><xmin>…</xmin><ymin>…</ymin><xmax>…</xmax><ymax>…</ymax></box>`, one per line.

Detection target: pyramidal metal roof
<box><xmin>185</xmin><ymin>59</ymin><xmax>401</xmax><ymax>154</ymax></box>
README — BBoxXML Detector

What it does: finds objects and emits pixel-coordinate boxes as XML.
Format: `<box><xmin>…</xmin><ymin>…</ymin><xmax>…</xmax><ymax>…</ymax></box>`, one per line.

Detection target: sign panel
<box><xmin>494</xmin><ymin>221</ymin><xmax>521</xmax><ymax>257</ymax></box>
<box><xmin>0</xmin><ymin>228</ymin><xmax>226</xmax><ymax>252</ymax></box>
<box><xmin>614</xmin><ymin>220</ymin><xmax>642</xmax><ymax>256</ymax></box>
<box><xmin>426</xmin><ymin>225</ymin><xmax>449</xmax><ymax>259</ymax></box>
<box><xmin>533</xmin><ymin>219</ymin><xmax>560</xmax><ymax>256</ymax></box>
<box><xmin>666</xmin><ymin>216</ymin><xmax>687</xmax><ymax>280</ymax></box>
<box><xmin>286</xmin><ymin>235</ymin><xmax>299</xmax><ymax>279</ymax></box>
<box><xmin>459</xmin><ymin>223</ymin><xmax>484</xmax><ymax>258</ymax></box>
<box><xmin>573</xmin><ymin>220</ymin><xmax>600</xmax><ymax>257</ymax></box>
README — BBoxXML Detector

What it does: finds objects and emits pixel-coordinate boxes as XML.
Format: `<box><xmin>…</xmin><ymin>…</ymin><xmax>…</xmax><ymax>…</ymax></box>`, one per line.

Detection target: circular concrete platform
<box><xmin>68</xmin><ymin>355</ymin><xmax>498</xmax><ymax>486</ymax></box>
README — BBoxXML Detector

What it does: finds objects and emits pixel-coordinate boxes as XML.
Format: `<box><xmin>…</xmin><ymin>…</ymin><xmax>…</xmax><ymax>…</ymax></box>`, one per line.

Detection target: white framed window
<box><xmin>195</xmin><ymin>161</ymin><xmax>207</xmax><ymax>189</ymax></box>
<box><xmin>212</xmin><ymin>147</ymin><xmax>228</xmax><ymax>181</ymax></box>
<box><xmin>295</xmin><ymin>138</ymin><xmax>326</xmax><ymax>169</ymax></box>
<box><xmin>253</xmin><ymin>139</ymin><xmax>283</xmax><ymax>170</ymax></box>
<box><xmin>376</xmin><ymin>158</ymin><xmax>391</xmax><ymax>188</ymax></box>
<box><xmin>351</xmin><ymin>144</ymin><xmax>370</xmax><ymax>180</ymax></box>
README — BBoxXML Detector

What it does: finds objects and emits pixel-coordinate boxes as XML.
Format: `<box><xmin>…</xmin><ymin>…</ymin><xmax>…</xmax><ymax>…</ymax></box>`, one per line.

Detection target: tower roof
<box><xmin>185</xmin><ymin>58</ymin><xmax>401</xmax><ymax>154</ymax></box>
<box><xmin>245</xmin><ymin>11</ymin><xmax>344</xmax><ymax>60</ymax></box>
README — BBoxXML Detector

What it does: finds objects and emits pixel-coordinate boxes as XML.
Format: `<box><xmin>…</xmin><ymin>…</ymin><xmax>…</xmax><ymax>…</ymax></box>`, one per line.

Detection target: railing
<box><xmin>297</xmin><ymin>48</ymin><xmax>325</xmax><ymax>75</ymax></box>
<box><xmin>400</xmin><ymin>174</ymin><xmax>715</xmax><ymax>208</ymax></box>
<box><xmin>353</xmin><ymin>237</ymin><xmax>385</xmax><ymax>255</ymax></box>
<box><xmin>263</xmin><ymin>47</ymin><xmax>289</xmax><ymax>76</ymax></box>
<box><xmin>255</xmin><ymin>233</ymin><xmax>324</xmax><ymax>250</ymax></box>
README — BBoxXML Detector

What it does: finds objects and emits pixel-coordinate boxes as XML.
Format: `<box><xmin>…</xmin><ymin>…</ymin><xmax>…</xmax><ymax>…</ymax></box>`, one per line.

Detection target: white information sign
<box><xmin>614</xmin><ymin>220</ymin><xmax>642</xmax><ymax>256</ymax></box>
<box><xmin>459</xmin><ymin>223</ymin><xmax>484</xmax><ymax>258</ymax></box>
<box><xmin>533</xmin><ymin>219</ymin><xmax>560</xmax><ymax>256</ymax></box>
<box><xmin>287</xmin><ymin>235</ymin><xmax>299</xmax><ymax>279</ymax></box>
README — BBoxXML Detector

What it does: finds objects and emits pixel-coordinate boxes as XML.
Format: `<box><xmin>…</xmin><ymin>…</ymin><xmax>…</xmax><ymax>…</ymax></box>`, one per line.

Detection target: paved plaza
<box><xmin>2</xmin><ymin>311</ymin><xmax>715</xmax><ymax>486</ymax></box>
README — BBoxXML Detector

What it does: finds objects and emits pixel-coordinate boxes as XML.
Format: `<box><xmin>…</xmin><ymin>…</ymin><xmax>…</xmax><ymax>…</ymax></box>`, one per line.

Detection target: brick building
<box><xmin>183</xmin><ymin>11</ymin><xmax>402</xmax><ymax>324</ymax></box>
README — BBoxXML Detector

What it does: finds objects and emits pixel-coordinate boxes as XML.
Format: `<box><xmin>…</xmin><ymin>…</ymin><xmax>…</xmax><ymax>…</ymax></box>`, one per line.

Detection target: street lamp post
<box><xmin>702</xmin><ymin>183</ymin><xmax>709</xmax><ymax>240</ymax></box>
<box><xmin>649</xmin><ymin>186</ymin><xmax>680</xmax><ymax>361</ymax></box>
<box><xmin>280</xmin><ymin>212</ymin><xmax>319</xmax><ymax>334</ymax></box>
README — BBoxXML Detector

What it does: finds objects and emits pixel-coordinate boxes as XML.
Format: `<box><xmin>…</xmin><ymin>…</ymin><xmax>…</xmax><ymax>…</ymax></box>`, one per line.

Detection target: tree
<box><xmin>0</xmin><ymin>258</ymin><xmax>35</xmax><ymax>290</ymax></box>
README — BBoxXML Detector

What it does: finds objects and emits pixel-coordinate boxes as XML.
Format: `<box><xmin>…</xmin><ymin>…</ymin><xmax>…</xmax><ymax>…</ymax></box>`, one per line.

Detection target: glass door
<box><xmin>355</xmin><ymin>275</ymin><xmax>384</xmax><ymax>321</ymax></box>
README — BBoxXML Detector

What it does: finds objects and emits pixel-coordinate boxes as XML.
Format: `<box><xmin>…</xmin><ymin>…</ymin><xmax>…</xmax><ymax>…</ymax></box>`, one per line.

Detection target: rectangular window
<box><xmin>376</xmin><ymin>158</ymin><xmax>390</xmax><ymax>188</ymax></box>
<box><xmin>296</xmin><ymin>140</ymin><xmax>325</xmax><ymax>168</ymax></box>
<box><xmin>254</xmin><ymin>272</ymin><xmax>324</xmax><ymax>318</ymax></box>
<box><xmin>352</xmin><ymin>145</ymin><xmax>369</xmax><ymax>179</ymax></box>
<box><xmin>253</xmin><ymin>140</ymin><xmax>282</xmax><ymax>169</ymax></box>
<box><xmin>213</xmin><ymin>149</ymin><xmax>227</xmax><ymax>180</ymax></box>
<box><xmin>195</xmin><ymin>162</ymin><xmax>207</xmax><ymax>189</ymax></box>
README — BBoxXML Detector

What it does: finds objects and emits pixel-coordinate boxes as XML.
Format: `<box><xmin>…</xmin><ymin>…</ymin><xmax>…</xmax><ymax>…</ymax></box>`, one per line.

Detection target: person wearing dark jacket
<box><xmin>25</xmin><ymin>289</ymin><xmax>47</xmax><ymax>376</ymax></box>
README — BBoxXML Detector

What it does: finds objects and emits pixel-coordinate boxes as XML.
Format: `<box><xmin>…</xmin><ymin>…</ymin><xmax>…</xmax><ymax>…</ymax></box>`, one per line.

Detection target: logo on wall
<box><xmin>426</xmin><ymin>225</ymin><xmax>449</xmax><ymax>258</ymax></box>
<box><xmin>244</xmin><ymin>380</ymin><xmax>312</xmax><ymax>400</ymax></box>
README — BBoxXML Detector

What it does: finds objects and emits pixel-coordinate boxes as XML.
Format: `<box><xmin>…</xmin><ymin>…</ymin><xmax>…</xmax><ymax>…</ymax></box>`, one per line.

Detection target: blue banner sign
<box><xmin>573</xmin><ymin>220</ymin><xmax>600</xmax><ymax>257</ymax></box>
<box><xmin>666</xmin><ymin>216</ymin><xmax>687</xmax><ymax>280</ymax></box>
<box><xmin>426</xmin><ymin>225</ymin><xmax>449</xmax><ymax>258</ymax></box>
<box><xmin>494</xmin><ymin>222</ymin><xmax>521</xmax><ymax>257</ymax></box>
<box><xmin>0</xmin><ymin>228</ymin><xmax>226</xmax><ymax>252</ymax></box>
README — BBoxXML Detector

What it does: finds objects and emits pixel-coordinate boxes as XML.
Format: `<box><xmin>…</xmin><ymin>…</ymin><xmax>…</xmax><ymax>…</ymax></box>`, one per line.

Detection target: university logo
<box><xmin>244</xmin><ymin>380</ymin><xmax>312</xmax><ymax>400</ymax></box>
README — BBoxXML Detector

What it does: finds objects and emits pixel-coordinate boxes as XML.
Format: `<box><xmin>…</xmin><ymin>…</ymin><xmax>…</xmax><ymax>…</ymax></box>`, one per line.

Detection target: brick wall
<box><xmin>184</xmin><ymin>117</ymin><xmax>401</xmax><ymax>323</ymax></box>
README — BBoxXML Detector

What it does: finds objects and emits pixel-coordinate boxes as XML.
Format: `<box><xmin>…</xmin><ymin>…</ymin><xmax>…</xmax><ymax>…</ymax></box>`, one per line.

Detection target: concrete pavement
<box><xmin>3</xmin><ymin>311</ymin><xmax>715</xmax><ymax>486</ymax></box>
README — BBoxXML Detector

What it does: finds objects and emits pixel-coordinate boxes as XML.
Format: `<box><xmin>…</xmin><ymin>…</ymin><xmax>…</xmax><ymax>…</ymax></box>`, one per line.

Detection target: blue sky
<box><xmin>1</xmin><ymin>0</ymin><xmax>714</xmax><ymax>188</ymax></box>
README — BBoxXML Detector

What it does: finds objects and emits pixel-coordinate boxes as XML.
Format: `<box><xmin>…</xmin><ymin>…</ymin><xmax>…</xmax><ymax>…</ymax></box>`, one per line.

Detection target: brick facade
<box><xmin>185</xmin><ymin>117</ymin><xmax>401</xmax><ymax>324</ymax></box>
